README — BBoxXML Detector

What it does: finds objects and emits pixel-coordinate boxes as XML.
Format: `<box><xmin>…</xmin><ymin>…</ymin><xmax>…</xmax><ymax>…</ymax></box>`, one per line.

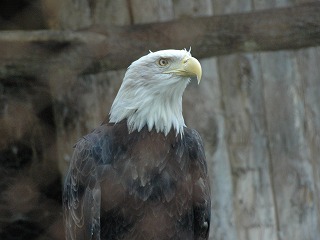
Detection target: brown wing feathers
<box><xmin>63</xmin><ymin>122</ymin><xmax>210</xmax><ymax>239</ymax></box>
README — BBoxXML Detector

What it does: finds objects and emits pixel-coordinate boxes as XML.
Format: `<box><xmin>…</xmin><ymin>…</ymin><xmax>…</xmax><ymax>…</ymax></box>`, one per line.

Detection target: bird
<box><xmin>63</xmin><ymin>49</ymin><xmax>211</xmax><ymax>240</ymax></box>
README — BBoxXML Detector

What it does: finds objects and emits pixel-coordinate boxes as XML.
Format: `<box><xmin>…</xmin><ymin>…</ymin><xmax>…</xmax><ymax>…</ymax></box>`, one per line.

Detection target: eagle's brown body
<box><xmin>63</xmin><ymin>49</ymin><xmax>210</xmax><ymax>240</ymax></box>
<box><xmin>63</xmin><ymin>120</ymin><xmax>210</xmax><ymax>240</ymax></box>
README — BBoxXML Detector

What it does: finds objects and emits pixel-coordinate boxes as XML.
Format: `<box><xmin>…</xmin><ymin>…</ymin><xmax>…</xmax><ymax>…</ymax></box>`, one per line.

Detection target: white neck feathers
<box><xmin>109</xmin><ymin>76</ymin><xmax>188</xmax><ymax>136</ymax></box>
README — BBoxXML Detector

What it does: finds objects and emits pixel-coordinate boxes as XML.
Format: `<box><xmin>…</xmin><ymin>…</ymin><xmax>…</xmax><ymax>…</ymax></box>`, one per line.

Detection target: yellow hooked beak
<box><xmin>164</xmin><ymin>56</ymin><xmax>202</xmax><ymax>84</ymax></box>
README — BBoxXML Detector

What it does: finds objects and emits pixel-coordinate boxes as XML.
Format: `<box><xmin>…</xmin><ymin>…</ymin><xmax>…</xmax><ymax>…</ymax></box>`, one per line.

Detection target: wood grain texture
<box><xmin>213</xmin><ymin>0</ymin><xmax>279</xmax><ymax>239</ymax></box>
<box><xmin>0</xmin><ymin>2</ymin><xmax>319</xmax><ymax>78</ymax></box>
<box><xmin>254</xmin><ymin>1</ymin><xmax>320</xmax><ymax>239</ymax></box>
<box><xmin>1</xmin><ymin>0</ymin><xmax>320</xmax><ymax>239</ymax></box>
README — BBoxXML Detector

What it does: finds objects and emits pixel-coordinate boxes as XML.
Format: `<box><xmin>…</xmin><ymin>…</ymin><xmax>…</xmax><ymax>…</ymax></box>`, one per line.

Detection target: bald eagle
<box><xmin>63</xmin><ymin>49</ymin><xmax>211</xmax><ymax>240</ymax></box>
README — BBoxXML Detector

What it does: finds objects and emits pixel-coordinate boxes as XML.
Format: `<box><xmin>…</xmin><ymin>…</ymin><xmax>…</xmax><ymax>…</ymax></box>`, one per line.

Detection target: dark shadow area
<box><xmin>0</xmin><ymin>0</ymin><xmax>47</xmax><ymax>30</ymax></box>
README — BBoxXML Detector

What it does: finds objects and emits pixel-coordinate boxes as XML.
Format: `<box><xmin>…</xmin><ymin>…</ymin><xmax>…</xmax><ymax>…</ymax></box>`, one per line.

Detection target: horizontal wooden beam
<box><xmin>0</xmin><ymin>2</ymin><xmax>319</xmax><ymax>77</ymax></box>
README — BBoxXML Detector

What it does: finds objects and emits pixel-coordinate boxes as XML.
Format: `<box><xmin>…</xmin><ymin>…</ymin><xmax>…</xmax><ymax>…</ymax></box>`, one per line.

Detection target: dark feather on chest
<box><xmin>78</xmin><ymin>121</ymin><xmax>201</xmax><ymax>239</ymax></box>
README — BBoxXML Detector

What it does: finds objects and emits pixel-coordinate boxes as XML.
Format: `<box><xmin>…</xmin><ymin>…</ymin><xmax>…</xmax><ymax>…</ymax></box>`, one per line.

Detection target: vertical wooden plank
<box><xmin>297</xmin><ymin>47</ymin><xmax>320</xmax><ymax>235</ymax></box>
<box><xmin>260</xmin><ymin>50</ymin><xmax>319</xmax><ymax>240</ymax></box>
<box><xmin>212</xmin><ymin>0</ymin><xmax>251</xmax><ymax>14</ymax></box>
<box><xmin>254</xmin><ymin>0</ymin><xmax>320</xmax><ymax>239</ymax></box>
<box><xmin>172</xmin><ymin>0</ymin><xmax>213</xmax><ymax>17</ymax></box>
<box><xmin>294</xmin><ymin>0</ymin><xmax>320</xmax><ymax>232</ymax></box>
<box><xmin>217</xmin><ymin>53</ymin><xmax>278</xmax><ymax>240</ymax></box>
<box><xmin>252</xmin><ymin>0</ymin><xmax>276</xmax><ymax>10</ymax></box>
<box><xmin>93</xmin><ymin>0</ymin><xmax>131</xmax><ymax>26</ymax></box>
<box><xmin>130</xmin><ymin>0</ymin><xmax>174</xmax><ymax>23</ymax></box>
<box><xmin>61</xmin><ymin>0</ymin><xmax>92</xmax><ymax>28</ymax></box>
<box><xmin>42</xmin><ymin>0</ymin><xmax>132</xmax><ymax>28</ymax></box>
<box><xmin>275</xmin><ymin>0</ymin><xmax>296</xmax><ymax>7</ymax></box>
<box><xmin>212</xmin><ymin>1</ymin><xmax>279</xmax><ymax>240</ymax></box>
<box><xmin>296</xmin><ymin>47</ymin><xmax>320</xmax><ymax>236</ymax></box>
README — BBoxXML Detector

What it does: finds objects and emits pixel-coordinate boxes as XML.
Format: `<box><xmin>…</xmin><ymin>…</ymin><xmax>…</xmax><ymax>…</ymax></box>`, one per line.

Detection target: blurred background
<box><xmin>0</xmin><ymin>0</ymin><xmax>319</xmax><ymax>239</ymax></box>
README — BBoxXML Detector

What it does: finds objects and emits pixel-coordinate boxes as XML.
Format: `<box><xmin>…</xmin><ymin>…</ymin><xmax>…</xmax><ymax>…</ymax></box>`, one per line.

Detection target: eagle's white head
<box><xmin>109</xmin><ymin>49</ymin><xmax>202</xmax><ymax>135</ymax></box>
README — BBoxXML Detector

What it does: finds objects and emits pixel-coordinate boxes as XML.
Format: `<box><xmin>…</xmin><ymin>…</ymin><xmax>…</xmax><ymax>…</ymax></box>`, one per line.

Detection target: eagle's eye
<box><xmin>158</xmin><ymin>58</ymin><xmax>169</xmax><ymax>66</ymax></box>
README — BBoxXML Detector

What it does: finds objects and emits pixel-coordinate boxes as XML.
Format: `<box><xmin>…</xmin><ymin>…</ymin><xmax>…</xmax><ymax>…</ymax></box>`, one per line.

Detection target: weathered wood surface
<box><xmin>1</xmin><ymin>0</ymin><xmax>320</xmax><ymax>240</ymax></box>
<box><xmin>256</xmin><ymin>0</ymin><xmax>320</xmax><ymax>239</ymax></box>
<box><xmin>0</xmin><ymin>2</ymin><xmax>320</xmax><ymax>78</ymax></box>
<box><xmin>212</xmin><ymin>1</ymin><xmax>275</xmax><ymax>239</ymax></box>
<box><xmin>209</xmin><ymin>1</ymin><xmax>320</xmax><ymax>240</ymax></box>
